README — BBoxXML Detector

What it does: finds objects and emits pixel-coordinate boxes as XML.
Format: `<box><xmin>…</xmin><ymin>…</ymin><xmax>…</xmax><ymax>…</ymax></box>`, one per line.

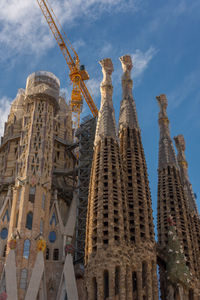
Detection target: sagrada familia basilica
<box><xmin>0</xmin><ymin>55</ymin><xmax>199</xmax><ymax>300</ymax></box>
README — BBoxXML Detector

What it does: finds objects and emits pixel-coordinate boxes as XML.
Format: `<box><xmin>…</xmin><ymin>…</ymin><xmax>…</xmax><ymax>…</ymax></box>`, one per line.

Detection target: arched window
<box><xmin>50</xmin><ymin>212</ymin><xmax>57</xmax><ymax>226</ymax></box>
<box><xmin>29</xmin><ymin>186</ymin><xmax>36</xmax><ymax>203</ymax></box>
<box><xmin>115</xmin><ymin>266</ymin><xmax>120</xmax><ymax>295</ymax></box>
<box><xmin>53</xmin><ymin>248</ymin><xmax>59</xmax><ymax>261</ymax></box>
<box><xmin>104</xmin><ymin>270</ymin><xmax>109</xmax><ymax>300</ymax></box>
<box><xmin>20</xmin><ymin>269</ymin><xmax>27</xmax><ymax>290</ymax></box>
<box><xmin>23</xmin><ymin>239</ymin><xmax>30</xmax><ymax>259</ymax></box>
<box><xmin>64</xmin><ymin>292</ymin><xmax>68</xmax><ymax>300</ymax></box>
<box><xmin>26</xmin><ymin>212</ymin><xmax>33</xmax><ymax>230</ymax></box>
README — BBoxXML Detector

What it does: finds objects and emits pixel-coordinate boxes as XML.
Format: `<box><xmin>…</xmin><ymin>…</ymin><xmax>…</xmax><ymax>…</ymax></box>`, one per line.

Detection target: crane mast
<box><xmin>36</xmin><ymin>0</ymin><xmax>98</xmax><ymax>130</ymax></box>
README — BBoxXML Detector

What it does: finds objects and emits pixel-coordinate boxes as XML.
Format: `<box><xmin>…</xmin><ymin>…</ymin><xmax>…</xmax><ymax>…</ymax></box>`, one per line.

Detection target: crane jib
<box><xmin>36</xmin><ymin>0</ymin><xmax>99</xmax><ymax>132</ymax></box>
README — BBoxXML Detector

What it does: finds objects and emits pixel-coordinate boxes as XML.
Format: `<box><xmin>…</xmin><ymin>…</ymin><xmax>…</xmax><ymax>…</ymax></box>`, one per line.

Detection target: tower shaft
<box><xmin>119</xmin><ymin>55</ymin><xmax>158</xmax><ymax>300</ymax></box>
<box><xmin>156</xmin><ymin>94</ymin><xmax>197</xmax><ymax>299</ymax></box>
<box><xmin>85</xmin><ymin>58</ymin><xmax>130</xmax><ymax>300</ymax></box>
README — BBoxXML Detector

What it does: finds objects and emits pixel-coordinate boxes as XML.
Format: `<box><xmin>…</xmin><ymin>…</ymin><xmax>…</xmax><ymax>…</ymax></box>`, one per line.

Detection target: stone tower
<box><xmin>156</xmin><ymin>94</ymin><xmax>199</xmax><ymax>299</ymax></box>
<box><xmin>0</xmin><ymin>71</ymin><xmax>78</xmax><ymax>300</ymax></box>
<box><xmin>118</xmin><ymin>55</ymin><xmax>158</xmax><ymax>299</ymax></box>
<box><xmin>174</xmin><ymin>135</ymin><xmax>200</xmax><ymax>294</ymax></box>
<box><xmin>85</xmin><ymin>58</ymin><xmax>130</xmax><ymax>300</ymax></box>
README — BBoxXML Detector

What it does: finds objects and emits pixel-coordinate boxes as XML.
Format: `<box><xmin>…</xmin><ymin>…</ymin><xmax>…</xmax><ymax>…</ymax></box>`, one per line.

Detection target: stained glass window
<box><xmin>49</xmin><ymin>231</ymin><xmax>56</xmax><ymax>243</ymax></box>
<box><xmin>0</xmin><ymin>228</ymin><xmax>8</xmax><ymax>240</ymax></box>
<box><xmin>50</xmin><ymin>212</ymin><xmax>57</xmax><ymax>226</ymax></box>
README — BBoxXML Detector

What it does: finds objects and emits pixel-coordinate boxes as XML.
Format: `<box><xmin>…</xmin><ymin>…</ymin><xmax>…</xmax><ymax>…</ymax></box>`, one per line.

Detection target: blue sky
<box><xmin>0</xmin><ymin>0</ymin><xmax>200</xmax><ymax>228</ymax></box>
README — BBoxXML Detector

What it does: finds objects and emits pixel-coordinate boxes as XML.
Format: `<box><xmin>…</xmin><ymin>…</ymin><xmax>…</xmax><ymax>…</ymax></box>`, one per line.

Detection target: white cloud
<box><xmin>99</xmin><ymin>43</ymin><xmax>113</xmax><ymax>57</ymax></box>
<box><xmin>168</xmin><ymin>70</ymin><xmax>200</xmax><ymax>110</ymax></box>
<box><xmin>0</xmin><ymin>0</ymin><xmax>138</xmax><ymax>61</ymax></box>
<box><xmin>131</xmin><ymin>46</ymin><xmax>158</xmax><ymax>79</ymax></box>
<box><xmin>0</xmin><ymin>97</ymin><xmax>11</xmax><ymax>137</ymax></box>
<box><xmin>0</xmin><ymin>0</ymin><xmax>53</xmax><ymax>61</ymax></box>
<box><xmin>87</xmin><ymin>78</ymin><xmax>101</xmax><ymax>100</ymax></box>
<box><xmin>72</xmin><ymin>39</ymin><xmax>86</xmax><ymax>51</ymax></box>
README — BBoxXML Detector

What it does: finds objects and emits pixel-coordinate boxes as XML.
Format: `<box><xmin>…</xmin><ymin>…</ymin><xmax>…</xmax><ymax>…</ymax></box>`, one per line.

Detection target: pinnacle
<box><xmin>119</xmin><ymin>55</ymin><xmax>139</xmax><ymax>131</ymax></box>
<box><xmin>156</xmin><ymin>94</ymin><xmax>178</xmax><ymax>169</ymax></box>
<box><xmin>94</xmin><ymin>58</ymin><xmax>117</xmax><ymax>146</ymax></box>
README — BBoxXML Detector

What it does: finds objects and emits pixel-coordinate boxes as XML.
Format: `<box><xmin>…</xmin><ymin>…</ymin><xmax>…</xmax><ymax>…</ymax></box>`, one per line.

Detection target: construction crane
<box><xmin>36</xmin><ymin>0</ymin><xmax>98</xmax><ymax>131</ymax></box>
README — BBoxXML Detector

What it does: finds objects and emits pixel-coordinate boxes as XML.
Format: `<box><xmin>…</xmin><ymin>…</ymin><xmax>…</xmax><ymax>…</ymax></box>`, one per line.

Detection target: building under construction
<box><xmin>0</xmin><ymin>55</ymin><xmax>200</xmax><ymax>300</ymax></box>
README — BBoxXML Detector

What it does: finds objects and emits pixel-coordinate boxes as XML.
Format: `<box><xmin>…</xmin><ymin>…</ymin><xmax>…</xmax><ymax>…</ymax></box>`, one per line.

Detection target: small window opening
<box><xmin>92</xmin><ymin>277</ymin><xmax>97</xmax><ymax>300</ymax></box>
<box><xmin>26</xmin><ymin>212</ymin><xmax>33</xmax><ymax>230</ymax></box>
<box><xmin>53</xmin><ymin>248</ymin><xmax>59</xmax><ymax>261</ymax></box>
<box><xmin>46</xmin><ymin>247</ymin><xmax>50</xmax><ymax>260</ymax></box>
<box><xmin>29</xmin><ymin>186</ymin><xmax>36</xmax><ymax>203</ymax></box>
<box><xmin>115</xmin><ymin>266</ymin><xmax>120</xmax><ymax>295</ymax></box>
<box><xmin>104</xmin><ymin>270</ymin><xmax>109</xmax><ymax>300</ymax></box>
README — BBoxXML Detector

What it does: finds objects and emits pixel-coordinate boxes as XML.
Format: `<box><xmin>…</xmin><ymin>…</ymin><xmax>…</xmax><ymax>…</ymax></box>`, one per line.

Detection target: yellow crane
<box><xmin>36</xmin><ymin>0</ymin><xmax>98</xmax><ymax>130</ymax></box>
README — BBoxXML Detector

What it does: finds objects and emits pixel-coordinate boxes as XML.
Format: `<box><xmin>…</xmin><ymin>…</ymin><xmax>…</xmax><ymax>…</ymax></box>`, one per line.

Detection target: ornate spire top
<box><xmin>119</xmin><ymin>55</ymin><xmax>139</xmax><ymax>130</ymax></box>
<box><xmin>99</xmin><ymin>58</ymin><xmax>114</xmax><ymax>87</ymax></box>
<box><xmin>94</xmin><ymin>58</ymin><xmax>117</xmax><ymax>146</ymax></box>
<box><xmin>120</xmin><ymin>55</ymin><xmax>133</xmax><ymax>99</ymax></box>
<box><xmin>156</xmin><ymin>94</ymin><xmax>178</xmax><ymax>169</ymax></box>
<box><xmin>174</xmin><ymin>135</ymin><xmax>198</xmax><ymax>213</ymax></box>
<box><xmin>156</xmin><ymin>94</ymin><xmax>168</xmax><ymax>120</ymax></box>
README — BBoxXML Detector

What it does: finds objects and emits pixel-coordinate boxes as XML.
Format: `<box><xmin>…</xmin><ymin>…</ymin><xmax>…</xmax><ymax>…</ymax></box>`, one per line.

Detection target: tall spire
<box><xmin>156</xmin><ymin>95</ymin><xmax>197</xmax><ymax>299</ymax></box>
<box><xmin>174</xmin><ymin>134</ymin><xmax>198</xmax><ymax>214</ymax></box>
<box><xmin>118</xmin><ymin>55</ymin><xmax>158</xmax><ymax>299</ymax></box>
<box><xmin>156</xmin><ymin>94</ymin><xmax>178</xmax><ymax>169</ymax></box>
<box><xmin>94</xmin><ymin>58</ymin><xmax>117</xmax><ymax>146</ymax></box>
<box><xmin>85</xmin><ymin>57</ymin><xmax>131</xmax><ymax>300</ymax></box>
<box><xmin>118</xmin><ymin>55</ymin><xmax>139</xmax><ymax>130</ymax></box>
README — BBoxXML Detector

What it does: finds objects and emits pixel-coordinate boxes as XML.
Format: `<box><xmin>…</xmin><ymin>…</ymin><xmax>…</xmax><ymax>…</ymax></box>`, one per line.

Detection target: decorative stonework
<box><xmin>119</xmin><ymin>55</ymin><xmax>139</xmax><ymax>130</ymax></box>
<box><xmin>85</xmin><ymin>58</ymin><xmax>130</xmax><ymax>300</ymax></box>
<box><xmin>94</xmin><ymin>58</ymin><xmax>117</xmax><ymax>146</ymax></box>
<box><xmin>156</xmin><ymin>95</ymin><xmax>200</xmax><ymax>299</ymax></box>
<box><xmin>0</xmin><ymin>71</ymin><xmax>75</xmax><ymax>300</ymax></box>
<box><xmin>119</xmin><ymin>55</ymin><xmax>158</xmax><ymax>299</ymax></box>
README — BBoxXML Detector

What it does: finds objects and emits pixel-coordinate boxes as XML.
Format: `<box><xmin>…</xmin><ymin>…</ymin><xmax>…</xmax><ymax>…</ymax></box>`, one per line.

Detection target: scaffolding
<box><xmin>75</xmin><ymin>116</ymin><xmax>96</xmax><ymax>263</ymax></box>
